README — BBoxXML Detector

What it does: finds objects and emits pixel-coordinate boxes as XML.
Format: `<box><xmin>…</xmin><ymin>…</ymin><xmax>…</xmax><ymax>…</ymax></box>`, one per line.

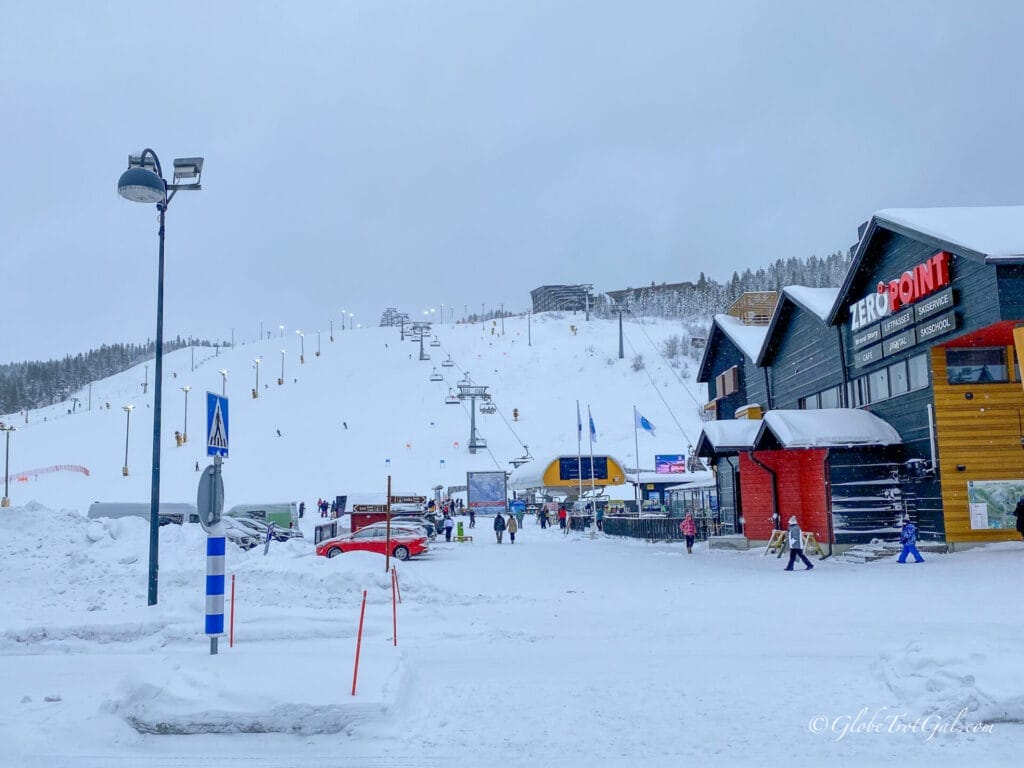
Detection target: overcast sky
<box><xmin>3</xmin><ymin>1</ymin><xmax>1023</xmax><ymax>363</ymax></box>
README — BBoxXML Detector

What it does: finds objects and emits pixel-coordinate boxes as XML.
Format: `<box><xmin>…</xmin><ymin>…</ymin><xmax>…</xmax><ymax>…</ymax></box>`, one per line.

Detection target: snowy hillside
<box><xmin>2</xmin><ymin>313</ymin><xmax>704</xmax><ymax>511</ymax></box>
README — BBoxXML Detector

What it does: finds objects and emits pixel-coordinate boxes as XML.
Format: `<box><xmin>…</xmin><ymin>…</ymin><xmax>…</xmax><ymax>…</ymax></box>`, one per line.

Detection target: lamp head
<box><xmin>118</xmin><ymin>167</ymin><xmax>166</xmax><ymax>204</ymax></box>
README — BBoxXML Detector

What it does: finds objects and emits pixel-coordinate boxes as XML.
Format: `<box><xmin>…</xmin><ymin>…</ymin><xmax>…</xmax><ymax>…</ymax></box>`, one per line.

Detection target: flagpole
<box><xmin>633</xmin><ymin>405</ymin><xmax>640</xmax><ymax>510</ymax></box>
<box><xmin>587</xmin><ymin>404</ymin><xmax>596</xmax><ymax>501</ymax></box>
<box><xmin>576</xmin><ymin>400</ymin><xmax>583</xmax><ymax>504</ymax></box>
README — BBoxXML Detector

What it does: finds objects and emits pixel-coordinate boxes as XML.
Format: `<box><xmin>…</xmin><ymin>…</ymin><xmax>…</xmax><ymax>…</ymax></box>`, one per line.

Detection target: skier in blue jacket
<box><xmin>897</xmin><ymin>516</ymin><xmax>925</xmax><ymax>563</ymax></box>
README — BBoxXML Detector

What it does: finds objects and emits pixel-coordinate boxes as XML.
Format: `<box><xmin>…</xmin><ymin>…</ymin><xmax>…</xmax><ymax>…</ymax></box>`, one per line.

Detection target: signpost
<box><xmin>200</xmin><ymin>392</ymin><xmax>229</xmax><ymax>655</ymax></box>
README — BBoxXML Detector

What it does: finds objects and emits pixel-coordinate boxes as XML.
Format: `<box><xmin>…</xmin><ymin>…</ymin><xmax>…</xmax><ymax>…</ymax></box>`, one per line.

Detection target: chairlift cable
<box><xmin>621</xmin><ymin>327</ymin><xmax>697</xmax><ymax>447</ymax></box>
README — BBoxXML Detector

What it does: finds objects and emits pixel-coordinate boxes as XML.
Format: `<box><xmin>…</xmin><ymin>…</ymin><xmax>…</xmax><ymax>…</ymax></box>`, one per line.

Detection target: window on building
<box><xmin>869</xmin><ymin>367</ymin><xmax>889</xmax><ymax>401</ymax></box>
<box><xmin>908</xmin><ymin>353</ymin><xmax>929</xmax><ymax>391</ymax></box>
<box><xmin>889</xmin><ymin>360</ymin><xmax>909</xmax><ymax>396</ymax></box>
<box><xmin>819</xmin><ymin>386</ymin><xmax>840</xmax><ymax>408</ymax></box>
<box><xmin>946</xmin><ymin>347</ymin><xmax>1008</xmax><ymax>384</ymax></box>
<box><xmin>798</xmin><ymin>394</ymin><xmax>818</xmax><ymax>410</ymax></box>
<box><xmin>847</xmin><ymin>376</ymin><xmax>867</xmax><ymax>407</ymax></box>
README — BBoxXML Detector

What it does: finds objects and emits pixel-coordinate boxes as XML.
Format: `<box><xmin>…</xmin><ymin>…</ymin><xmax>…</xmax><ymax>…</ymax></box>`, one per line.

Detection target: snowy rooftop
<box><xmin>781</xmin><ymin>286</ymin><xmax>839</xmax><ymax>321</ymax></box>
<box><xmin>696</xmin><ymin>420</ymin><xmax>762</xmax><ymax>452</ymax></box>
<box><xmin>875</xmin><ymin>206</ymin><xmax>1024</xmax><ymax>262</ymax></box>
<box><xmin>755</xmin><ymin>408</ymin><xmax>902</xmax><ymax>449</ymax></box>
<box><xmin>711</xmin><ymin>314</ymin><xmax>769</xmax><ymax>361</ymax></box>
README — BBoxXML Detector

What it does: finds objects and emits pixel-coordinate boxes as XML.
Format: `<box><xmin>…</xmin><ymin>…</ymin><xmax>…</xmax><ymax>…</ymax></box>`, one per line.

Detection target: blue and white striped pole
<box><xmin>205</xmin><ymin>521</ymin><xmax>225</xmax><ymax>654</ymax></box>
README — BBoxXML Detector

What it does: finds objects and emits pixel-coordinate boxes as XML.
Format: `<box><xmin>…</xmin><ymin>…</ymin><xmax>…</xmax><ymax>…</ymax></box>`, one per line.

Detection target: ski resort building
<box><xmin>697</xmin><ymin>206</ymin><xmax>1024</xmax><ymax>550</ymax></box>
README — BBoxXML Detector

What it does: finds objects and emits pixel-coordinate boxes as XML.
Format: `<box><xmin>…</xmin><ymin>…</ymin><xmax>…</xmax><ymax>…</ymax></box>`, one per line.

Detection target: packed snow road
<box><xmin>1</xmin><ymin>507</ymin><xmax>1020</xmax><ymax>767</ymax></box>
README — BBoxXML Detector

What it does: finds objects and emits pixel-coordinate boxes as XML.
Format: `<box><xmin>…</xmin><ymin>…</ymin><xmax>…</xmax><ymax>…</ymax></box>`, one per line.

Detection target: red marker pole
<box><xmin>391</xmin><ymin>568</ymin><xmax>398</xmax><ymax>647</ymax></box>
<box><xmin>391</xmin><ymin>565</ymin><xmax>402</xmax><ymax>604</ymax></box>
<box><xmin>229</xmin><ymin>574</ymin><xmax>236</xmax><ymax>648</ymax></box>
<box><xmin>351</xmin><ymin>589</ymin><xmax>368</xmax><ymax>696</ymax></box>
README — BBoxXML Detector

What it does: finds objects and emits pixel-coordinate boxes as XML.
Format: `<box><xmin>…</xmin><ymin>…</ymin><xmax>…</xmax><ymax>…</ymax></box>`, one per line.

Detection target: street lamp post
<box><xmin>253</xmin><ymin>357</ymin><xmax>261</xmax><ymax>398</ymax></box>
<box><xmin>349</xmin><ymin>312</ymin><xmax>354</xmax><ymax>330</ymax></box>
<box><xmin>329</xmin><ymin>319</ymin><xmax>334</xmax><ymax>342</ymax></box>
<box><xmin>340</xmin><ymin>310</ymin><xmax>346</xmax><ymax>331</ymax></box>
<box><xmin>316</xmin><ymin>330</ymin><xmax>321</xmax><ymax>357</ymax></box>
<box><xmin>279</xmin><ymin>324</ymin><xmax>285</xmax><ymax>339</ymax></box>
<box><xmin>279</xmin><ymin>349</ymin><xmax>285</xmax><ymax>385</ymax></box>
<box><xmin>117</xmin><ymin>148</ymin><xmax>203</xmax><ymax>606</ymax></box>
<box><xmin>297</xmin><ymin>330</ymin><xmax>305</xmax><ymax>364</ymax></box>
<box><xmin>1</xmin><ymin>422</ymin><xmax>16</xmax><ymax>507</ymax></box>
<box><xmin>122</xmin><ymin>405</ymin><xmax>134</xmax><ymax>476</ymax></box>
<box><xmin>219</xmin><ymin>369</ymin><xmax>228</xmax><ymax>397</ymax></box>
<box><xmin>181</xmin><ymin>386</ymin><xmax>191</xmax><ymax>443</ymax></box>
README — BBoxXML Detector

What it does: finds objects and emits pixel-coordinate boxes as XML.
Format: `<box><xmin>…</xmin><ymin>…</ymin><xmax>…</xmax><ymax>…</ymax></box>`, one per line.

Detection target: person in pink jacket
<box><xmin>679</xmin><ymin>513</ymin><xmax>697</xmax><ymax>554</ymax></box>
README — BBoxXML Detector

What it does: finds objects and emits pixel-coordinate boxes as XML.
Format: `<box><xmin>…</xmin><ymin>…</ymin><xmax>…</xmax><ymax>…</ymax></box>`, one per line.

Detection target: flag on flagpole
<box><xmin>634</xmin><ymin>408</ymin><xmax>656</xmax><ymax>437</ymax></box>
<box><xmin>588</xmin><ymin>406</ymin><xmax>597</xmax><ymax>443</ymax></box>
<box><xmin>576</xmin><ymin>400</ymin><xmax>582</xmax><ymax>442</ymax></box>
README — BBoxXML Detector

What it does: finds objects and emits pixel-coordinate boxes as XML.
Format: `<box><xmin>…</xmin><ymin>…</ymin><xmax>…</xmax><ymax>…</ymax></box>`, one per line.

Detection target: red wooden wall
<box><xmin>738</xmin><ymin>449</ymin><xmax>829</xmax><ymax>541</ymax></box>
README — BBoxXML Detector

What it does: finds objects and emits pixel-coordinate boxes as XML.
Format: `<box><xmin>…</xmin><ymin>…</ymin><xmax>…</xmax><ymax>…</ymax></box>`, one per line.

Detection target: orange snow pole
<box><xmin>391</xmin><ymin>568</ymin><xmax>398</xmax><ymax>647</ymax></box>
<box><xmin>229</xmin><ymin>574</ymin><xmax>236</xmax><ymax>648</ymax></box>
<box><xmin>351</xmin><ymin>589</ymin><xmax>368</xmax><ymax>696</ymax></box>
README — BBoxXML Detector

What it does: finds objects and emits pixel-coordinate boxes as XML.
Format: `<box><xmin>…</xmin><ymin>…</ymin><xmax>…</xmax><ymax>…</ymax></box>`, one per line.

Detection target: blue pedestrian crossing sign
<box><xmin>206</xmin><ymin>392</ymin><xmax>229</xmax><ymax>458</ymax></box>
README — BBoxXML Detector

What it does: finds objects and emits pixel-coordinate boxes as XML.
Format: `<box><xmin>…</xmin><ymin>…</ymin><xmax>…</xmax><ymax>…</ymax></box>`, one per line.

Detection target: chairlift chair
<box><xmin>430</xmin><ymin>338</ymin><xmax>441</xmax><ymax>347</ymax></box>
<box><xmin>445</xmin><ymin>389</ymin><xmax>460</xmax><ymax>405</ymax></box>
<box><xmin>429</xmin><ymin>368</ymin><xmax>443</xmax><ymax>382</ymax></box>
<box><xmin>480</xmin><ymin>403</ymin><xmax>496</xmax><ymax>415</ymax></box>
<box><xmin>441</xmin><ymin>355</ymin><xmax>454</xmax><ymax>368</ymax></box>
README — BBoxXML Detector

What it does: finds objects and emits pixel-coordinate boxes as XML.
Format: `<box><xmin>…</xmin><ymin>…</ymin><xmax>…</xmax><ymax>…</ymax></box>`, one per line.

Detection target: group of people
<box><xmin>493</xmin><ymin>511</ymin><xmax>518</xmax><ymax>544</ymax></box>
<box><xmin>315</xmin><ymin>497</ymin><xmax>341</xmax><ymax>518</ymax></box>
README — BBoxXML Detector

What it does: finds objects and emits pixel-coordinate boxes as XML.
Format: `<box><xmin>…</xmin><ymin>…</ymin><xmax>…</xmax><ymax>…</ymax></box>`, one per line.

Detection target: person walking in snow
<box><xmin>443</xmin><ymin>514</ymin><xmax>454</xmax><ymax>542</ymax></box>
<box><xmin>558</xmin><ymin>506</ymin><xmax>567</xmax><ymax>530</ymax></box>
<box><xmin>507</xmin><ymin>513</ymin><xmax>518</xmax><ymax>544</ymax></box>
<box><xmin>538</xmin><ymin>506</ymin><xmax>548</xmax><ymax>529</ymax></box>
<box><xmin>679</xmin><ymin>512</ymin><xmax>697</xmax><ymax>554</ymax></box>
<box><xmin>595</xmin><ymin>505</ymin><xmax>604</xmax><ymax>532</ymax></box>
<box><xmin>784</xmin><ymin>516</ymin><xmax>814</xmax><ymax>571</ymax></box>
<box><xmin>897</xmin><ymin>516</ymin><xmax>925</xmax><ymax>563</ymax></box>
<box><xmin>1014</xmin><ymin>497</ymin><xmax>1024</xmax><ymax>541</ymax></box>
<box><xmin>493</xmin><ymin>511</ymin><xmax>506</xmax><ymax>544</ymax></box>
<box><xmin>468</xmin><ymin>507</ymin><xmax>476</xmax><ymax>528</ymax></box>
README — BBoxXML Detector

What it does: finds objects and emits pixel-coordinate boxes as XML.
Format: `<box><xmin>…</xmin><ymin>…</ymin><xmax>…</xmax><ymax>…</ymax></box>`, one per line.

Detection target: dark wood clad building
<box><xmin>697</xmin><ymin>206</ymin><xmax>1024</xmax><ymax>549</ymax></box>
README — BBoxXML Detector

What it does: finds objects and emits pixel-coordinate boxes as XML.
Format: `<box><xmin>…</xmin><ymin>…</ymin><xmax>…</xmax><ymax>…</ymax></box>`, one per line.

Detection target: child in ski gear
<box><xmin>680</xmin><ymin>513</ymin><xmax>696</xmax><ymax>554</ymax></box>
<box><xmin>784</xmin><ymin>516</ymin><xmax>814</xmax><ymax>570</ymax></box>
<box><xmin>897</xmin><ymin>516</ymin><xmax>925</xmax><ymax>563</ymax></box>
<box><xmin>493</xmin><ymin>512</ymin><xmax>506</xmax><ymax>543</ymax></box>
<box><xmin>558</xmin><ymin>506</ymin><xmax>567</xmax><ymax>529</ymax></box>
<box><xmin>507</xmin><ymin>513</ymin><xmax>518</xmax><ymax>544</ymax></box>
<box><xmin>443</xmin><ymin>514</ymin><xmax>454</xmax><ymax>542</ymax></box>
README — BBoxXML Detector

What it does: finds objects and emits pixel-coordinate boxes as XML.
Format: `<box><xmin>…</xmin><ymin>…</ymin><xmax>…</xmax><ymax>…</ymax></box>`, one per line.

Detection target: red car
<box><xmin>316</xmin><ymin>525</ymin><xmax>428</xmax><ymax>561</ymax></box>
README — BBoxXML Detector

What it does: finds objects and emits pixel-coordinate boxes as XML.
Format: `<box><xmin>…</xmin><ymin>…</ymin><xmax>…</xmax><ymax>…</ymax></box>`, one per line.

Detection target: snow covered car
<box><xmin>222</xmin><ymin>517</ymin><xmax>260</xmax><ymax>550</ymax></box>
<box><xmin>315</xmin><ymin>526</ymin><xmax>428</xmax><ymax>561</ymax></box>
<box><xmin>229</xmin><ymin>516</ymin><xmax>304</xmax><ymax>542</ymax></box>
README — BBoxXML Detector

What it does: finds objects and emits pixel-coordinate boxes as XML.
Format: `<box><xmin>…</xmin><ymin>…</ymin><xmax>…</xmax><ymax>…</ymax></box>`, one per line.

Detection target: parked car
<box><xmin>88</xmin><ymin>501</ymin><xmax>193</xmax><ymax>526</ymax></box>
<box><xmin>316</xmin><ymin>526</ymin><xmax>428</xmax><ymax>561</ymax></box>
<box><xmin>388</xmin><ymin>516</ymin><xmax>437</xmax><ymax>540</ymax></box>
<box><xmin>230</xmin><ymin>516</ymin><xmax>304</xmax><ymax>542</ymax></box>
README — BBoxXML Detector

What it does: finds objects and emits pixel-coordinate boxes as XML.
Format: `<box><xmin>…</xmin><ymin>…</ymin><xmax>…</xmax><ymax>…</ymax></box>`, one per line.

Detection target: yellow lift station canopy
<box><xmin>509</xmin><ymin>455</ymin><xmax>627</xmax><ymax>495</ymax></box>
